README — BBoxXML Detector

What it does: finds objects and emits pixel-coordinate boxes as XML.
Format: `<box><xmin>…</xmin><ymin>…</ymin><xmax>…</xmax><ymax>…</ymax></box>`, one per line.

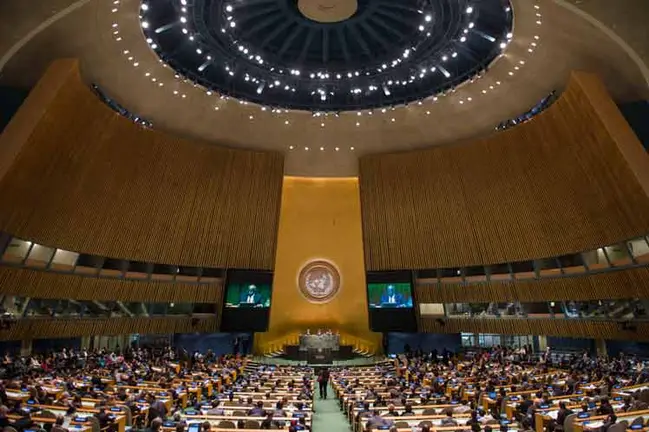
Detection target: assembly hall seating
<box><xmin>329</xmin><ymin>354</ymin><xmax>649</xmax><ymax>432</ymax></box>
<box><xmin>0</xmin><ymin>357</ymin><xmax>314</xmax><ymax>431</ymax></box>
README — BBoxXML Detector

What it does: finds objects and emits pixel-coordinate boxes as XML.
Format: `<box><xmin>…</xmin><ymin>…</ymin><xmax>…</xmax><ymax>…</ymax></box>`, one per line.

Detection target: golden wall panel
<box><xmin>415</xmin><ymin>267</ymin><xmax>649</xmax><ymax>303</ymax></box>
<box><xmin>0</xmin><ymin>316</ymin><xmax>218</xmax><ymax>341</ymax></box>
<box><xmin>0</xmin><ymin>266</ymin><xmax>223</xmax><ymax>303</ymax></box>
<box><xmin>419</xmin><ymin>317</ymin><xmax>649</xmax><ymax>341</ymax></box>
<box><xmin>0</xmin><ymin>60</ymin><xmax>283</xmax><ymax>269</ymax></box>
<box><xmin>359</xmin><ymin>72</ymin><xmax>649</xmax><ymax>270</ymax></box>
<box><xmin>254</xmin><ymin>178</ymin><xmax>381</xmax><ymax>353</ymax></box>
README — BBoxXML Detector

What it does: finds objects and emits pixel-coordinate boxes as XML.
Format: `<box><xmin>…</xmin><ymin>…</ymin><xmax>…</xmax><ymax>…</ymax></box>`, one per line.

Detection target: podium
<box><xmin>307</xmin><ymin>348</ymin><xmax>333</xmax><ymax>364</ymax></box>
<box><xmin>298</xmin><ymin>334</ymin><xmax>340</xmax><ymax>351</ymax></box>
<box><xmin>284</xmin><ymin>333</ymin><xmax>354</xmax><ymax>362</ymax></box>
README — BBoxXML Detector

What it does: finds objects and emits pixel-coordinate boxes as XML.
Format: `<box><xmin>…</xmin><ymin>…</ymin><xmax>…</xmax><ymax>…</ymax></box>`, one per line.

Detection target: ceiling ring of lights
<box><xmin>140</xmin><ymin>0</ymin><xmax>514</xmax><ymax>112</ymax></box>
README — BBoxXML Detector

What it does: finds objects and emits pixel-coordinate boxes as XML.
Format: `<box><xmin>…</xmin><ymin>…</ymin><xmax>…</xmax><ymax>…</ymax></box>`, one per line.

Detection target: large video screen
<box><xmin>220</xmin><ymin>270</ymin><xmax>273</xmax><ymax>332</ymax></box>
<box><xmin>367</xmin><ymin>271</ymin><xmax>417</xmax><ymax>332</ymax></box>
<box><xmin>367</xmin><ymin>282</ymin><xmax>414</xmax><ymax>309</ymax></box>
<box><xmin>225</xmin><ymin>283</ymin><xmax>272</xmax><ymax>308</ymax></box>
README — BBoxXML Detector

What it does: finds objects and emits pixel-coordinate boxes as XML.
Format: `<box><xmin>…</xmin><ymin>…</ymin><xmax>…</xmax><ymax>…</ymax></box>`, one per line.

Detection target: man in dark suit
<box><xmin>95</xmin><ymin>407</ymin><xmax>111</xmax><ymax>429</ymax></box>
<box><xmin>555</xmin><ymin>402</ymin><xmax>573</xmax><ymax>431</ymax></box>
<box><xmin>239</xmin><ymin>285</ymin><xmax>263</xmax><ymax>306</ymax></box>
<box><xmin>516</xmin><ymin>394</ymin><xmax>533</xmax><ymax>420</ymax></box>
<box><xmin>380</xmin><ymin>285</ymin><xmax>404</xmax><ymax>306</ymax></box>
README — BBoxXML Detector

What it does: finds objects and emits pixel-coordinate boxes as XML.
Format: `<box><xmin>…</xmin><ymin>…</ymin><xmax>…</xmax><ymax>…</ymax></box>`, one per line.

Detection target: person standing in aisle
<box><xmin>317</xmin><ymin>368</ymin><xmax>330</xmax><ymax>399</ymax></box>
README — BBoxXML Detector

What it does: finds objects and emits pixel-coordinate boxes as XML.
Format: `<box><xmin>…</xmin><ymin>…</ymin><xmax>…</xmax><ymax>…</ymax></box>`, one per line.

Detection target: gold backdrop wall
<box><xmin>255</xmin><ymin>177</ymin><xmax>380</xmax><ymax>354</ymax></box>
<box><xmin>0</xmin><ymin>59</ymin><xmax>283</xmax><ymax>270</ymax></box>
<box><xmin>359</xmin><ymin>72</ymin><xmax>649</xmax><ymax>270</ymax></box>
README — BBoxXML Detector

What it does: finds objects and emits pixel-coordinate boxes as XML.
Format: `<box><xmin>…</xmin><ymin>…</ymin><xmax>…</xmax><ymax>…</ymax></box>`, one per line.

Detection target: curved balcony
<box><xmin>416</xmin><ymin>233</ymin><xmax>649</xmax><ymax>285</ymax></box>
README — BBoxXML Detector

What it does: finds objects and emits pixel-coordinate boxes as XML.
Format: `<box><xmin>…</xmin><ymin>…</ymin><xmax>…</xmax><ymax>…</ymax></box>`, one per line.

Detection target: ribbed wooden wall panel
<box><xmin>419</xmin><ymin>317</ymin><xmax>649</xmax><ymax>341</ymax></box>
<box><xmin>0</xmin><ymin>267</ymin><xmax>223</xmax><ymax>303</ymax></box>
<box><xmin>359</xmin><ymin>72</ymin><xmax>649</xmax><ymax>270</ymax></box>
<box><xmin>416</xmin><ymin>267</ymin><xmax>649</xmax><ymax>303</ymax></box>
<box><xmin>0</xmin><ymin>60</ymin><xmax>283</xmax><ymax>269</ymax></box>
<box><xmin>0</xmin><ymin>316</ymin><xmax>218</xmax><ymax>341</ymax></box>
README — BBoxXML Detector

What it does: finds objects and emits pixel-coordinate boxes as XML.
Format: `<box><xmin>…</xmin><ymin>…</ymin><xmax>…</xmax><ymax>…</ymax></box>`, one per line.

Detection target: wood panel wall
<box><xmin>0</xmin><ymin>316</ymin><xmax>218</xmax><ymax>341</ymax></box>
<box><xmin>419</xmin><ymin>317</ymin><xmax>649</xmax><ymax>341</ymax></box>
<box><xmin>415</xmin><ymin>267</ymin><xmax>649</xmax><ymax>303</ymax></box>
<box><xmin>359</xmin><ymin>72</ymin><xmax>649</xmax><ymax>270</ymax></box>
<box><xmin>0</xmin><ymin>60</ymin><xmax>283</xmax><ymax>270</ymax></box>
<box><xmin>0</xmin><ymin>267</ymin><xmax>224</xmax><ymax>303</ymax></box>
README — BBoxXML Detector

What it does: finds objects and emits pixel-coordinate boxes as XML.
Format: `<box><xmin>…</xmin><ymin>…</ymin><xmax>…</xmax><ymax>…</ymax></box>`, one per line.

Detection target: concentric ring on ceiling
<box><xmin>141</xmin><ymin>0</ymin><xmax>513</xmax><ymax>112</ymax></box>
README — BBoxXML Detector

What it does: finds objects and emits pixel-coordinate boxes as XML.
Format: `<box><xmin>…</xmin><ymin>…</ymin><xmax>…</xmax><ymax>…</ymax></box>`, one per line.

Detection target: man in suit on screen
<box><xmin>380</xmin><ymin>284</ymin><xmax>405</xmax><ymax>307</ymax></box>
<box><xmin>239</xmin><ymin>284</ymin><xmax>263</xmax><ymax>306</ymax></box>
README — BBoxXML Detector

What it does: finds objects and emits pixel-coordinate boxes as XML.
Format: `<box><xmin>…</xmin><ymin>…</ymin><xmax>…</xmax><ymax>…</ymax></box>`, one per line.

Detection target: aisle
<box><xmin>312</xmin><ymin>383</ymin><xmax>352</xmax><ymax>432</ymax></box>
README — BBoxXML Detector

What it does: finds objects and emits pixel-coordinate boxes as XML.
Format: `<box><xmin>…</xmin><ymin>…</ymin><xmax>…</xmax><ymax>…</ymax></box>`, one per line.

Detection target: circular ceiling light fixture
<box><xmin>141</xmin><ymin>0</ymin><xmax>513</xmax><ymax>112</ymax></box>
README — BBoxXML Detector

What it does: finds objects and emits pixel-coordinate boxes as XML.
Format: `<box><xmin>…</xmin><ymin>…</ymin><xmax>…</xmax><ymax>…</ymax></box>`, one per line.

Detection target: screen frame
<box><xmin>220</xmin><ymin>269</ymin><xmax>274</xmax><ymax>332</ymax></box>
<box><xmin>366</xmin><ymin>281</ymin><xmax>414</xmax><ymax>309</ymax></box>
<box><xmin>365</xmin><ymin>270</ymin><xmax>418</xmax><ymax>332</ymax></box>
<box><xmin>224</xmin><ymin>282</ymin><xmax>273</xmax><ymax>309</ymax></box>
<box><xmin>224</xmin><ymin>269</ymin><xmax>274</xmax><ymax>307</ymax></box>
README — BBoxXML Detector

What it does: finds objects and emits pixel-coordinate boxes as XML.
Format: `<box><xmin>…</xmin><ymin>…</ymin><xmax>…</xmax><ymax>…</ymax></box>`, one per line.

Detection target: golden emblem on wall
<box><xmin>298</xmin><ymin>260</ymin><xmax>341</xmax><ymax>303</ymax></box>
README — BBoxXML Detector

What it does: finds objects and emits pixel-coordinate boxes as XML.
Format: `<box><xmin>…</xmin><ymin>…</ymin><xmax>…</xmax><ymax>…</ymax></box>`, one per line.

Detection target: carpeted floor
<box><xmin>312</xmin><ymin>383</ymin><xmax>352</xmax><ymax>432</ymax></box>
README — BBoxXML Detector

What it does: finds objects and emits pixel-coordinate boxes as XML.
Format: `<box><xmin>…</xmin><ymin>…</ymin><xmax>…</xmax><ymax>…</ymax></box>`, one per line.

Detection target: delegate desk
<box><xmin>340</xmin><ymin>394</ymin><xmax>447</xmax><ymax>415</ymax></box>
<box><xmin>25</xmin><ymin>405</ymin><xmax>126</xmax><ymax>432</ymax></box>
<box><xmin>196</xmin><ymin>406</ymin><xmax>312</xmax><ymax>417</ymax></box>
<box><xmin>7</xmin><ymin>415</ymin><xmax>93</xmax><ymax>432</ymax></box>
<box><xmin>614</xmin><ymin>385</ymin><xmax>649</xmax><ymax>398</ymax></box>
<box><xmin>6</xmin><ymin>390</ymin><xmax>30</xmax><ymax>402</ymax></box>
<box><xmin>573</xmin><ymin>409</ymin><xmax>649</xmax><ymax>432</ymax></box>
<box><xmin>219</xmin><ymin>398</ymin><xmax>313</xmax><ymax>408</ymax></box>
<box><xmin>181</xmin><ymin>414</ymin><xmax>312</xmax><ymax>428</ymax></box>
<box><xmin>483</xmin><ymin>389</ymin><xmax>540</xmax><ymax>414</ymax></box>
<box><xmin>113</xmin><ymin>385</ymin><xmax>183</xmax><ymax>408</ymax></box>
<box><xmin>392</xmin><ymin>427</ymin><xmax>515</xmax><ymax>432</ymax></box>
<box><xmin>349</xmin><ymin>404</ymin><xmax>463</xmax><ymax>424</ymax></box>
<box><xmin>224</xmin><ymin>391</ymin><xmax>307</xmax><ymax>399</ymax></box>
<box><xmin>533</xmin><ymin>400</ymin><xmax>626</xmax><ymax>432</ymax></box>
<box><xmin>356</xmin><ymin>414</ymin><xmax>474</xmax><ymax>432</ymax></box>
<box><xmin>80</xmin><ymin>398</ymin><xmax>150</xmax><ymax>423</ymax></box>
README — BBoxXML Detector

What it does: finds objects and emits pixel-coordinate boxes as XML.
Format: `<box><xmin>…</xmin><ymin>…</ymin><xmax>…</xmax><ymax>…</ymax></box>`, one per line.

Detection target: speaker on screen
<box><xmin>366</xmin><ymin>271</ymin><xmax>417</xmax><ymax>332</ymax></box>
<box><xmin>220</xmin><ymin>270</ymin><xmax>273</xmax><ymax>332</ymax></box>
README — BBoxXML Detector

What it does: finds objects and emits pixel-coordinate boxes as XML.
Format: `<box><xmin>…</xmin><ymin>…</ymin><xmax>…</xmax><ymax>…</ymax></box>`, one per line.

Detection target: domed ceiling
<box><xmin>142</xmin><ymin>0</ymin><xmax>513</xmax><ymax>111</ymax></box>
<box><xmin>0</xmin><ymin>0</ymin><xmax>647</xmax><ymax>177</ymax></box>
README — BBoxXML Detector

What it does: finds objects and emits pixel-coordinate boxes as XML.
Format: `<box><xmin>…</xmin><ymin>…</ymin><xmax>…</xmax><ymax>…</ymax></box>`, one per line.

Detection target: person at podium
<box><xmin>380</xmin><ymin>284</ymin><xmax>405</xmax><ymax>307</ymax></box>
<box><xmin>239</xmin><ymin>284</ymin><xmax>263</xmax><ymax>306</ymax></box>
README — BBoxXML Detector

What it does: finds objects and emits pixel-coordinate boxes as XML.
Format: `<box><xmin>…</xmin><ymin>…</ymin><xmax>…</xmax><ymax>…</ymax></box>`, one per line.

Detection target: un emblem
<box><xmin>298</xmin><ymin>260</ymin><xmax>341</xmax><ymax>304</ymax></box>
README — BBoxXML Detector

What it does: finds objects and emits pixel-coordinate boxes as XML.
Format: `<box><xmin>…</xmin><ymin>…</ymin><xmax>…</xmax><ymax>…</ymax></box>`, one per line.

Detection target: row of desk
<box><xmin>332</xmin><ymin>358</ymin><xmax>649</xmax><ymax>432</ymax></box>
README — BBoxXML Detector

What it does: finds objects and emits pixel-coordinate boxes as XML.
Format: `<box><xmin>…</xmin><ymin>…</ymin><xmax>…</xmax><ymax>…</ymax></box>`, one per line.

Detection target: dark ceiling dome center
<box><xmin>142</xmin><ymin>0</ymin><xmax>513</xmax><ymax>111</ymax></box>
<box><xmin>297</xmin><ymin>0</ymin><xmax>358</xmax><ymax>23</ymax></box>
